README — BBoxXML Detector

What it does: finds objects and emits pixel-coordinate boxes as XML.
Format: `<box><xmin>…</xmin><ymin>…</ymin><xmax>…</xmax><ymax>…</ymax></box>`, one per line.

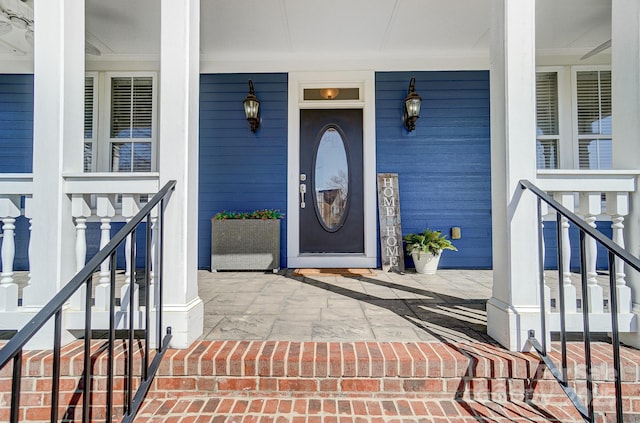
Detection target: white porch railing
<box><xmin>0</xmin><ymin>174</ymin><xmax>32</xmax><ymax>313</ymax></box>
<box><xmin>537</xmin><ymin>170</ymin><xmax>638</xmax><ymax>332</ymax></box>
<box><xmin>64</xmin><ymin>173</ymin><xmax>161</xmax><ymax>329</ymax></box>
<box><xmin>0</xmin><ymin>173</ymin><xmax>160</xmax><ymax>330</ymax></box>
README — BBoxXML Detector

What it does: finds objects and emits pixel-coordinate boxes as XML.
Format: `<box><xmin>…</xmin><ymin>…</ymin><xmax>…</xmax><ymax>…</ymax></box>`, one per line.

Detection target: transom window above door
<box><xmin>303</xmin><ymin>87</ymin><xmax>360</xmax><ymax>101</ymax></box>
<box><xmin>84</xmin><ymin>72</ymin><xmax>157</xmax><ymax>172</ymax></box>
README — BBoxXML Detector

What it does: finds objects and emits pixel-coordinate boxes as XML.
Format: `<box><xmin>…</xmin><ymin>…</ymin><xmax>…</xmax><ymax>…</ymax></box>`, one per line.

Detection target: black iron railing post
<box><xmin>536</xmin><ymin>197</ymin><xmax>547</xmax><ymax>355</ymax></box>
<box><xmin>107</xmin><ymin>253</ymin><xmax>117</xmax><ymax>423</ymax></box>
<box><xmin>10</xmin><ymin>350</ymin><xmax>21</xmax><ymax>423</ymax></box>
<box><xmin>556</xmin><ymin>212</ymin><xmax>568</xmax><ymax>385</ymax></box>
<box><xmin>51</xmin><ymin>310</ymin><xmax>62</xmax><ymax>423</ymax></box>
<box><xmin>125</xmin><ymin>229</ymin><xmax>137</xmax><ymax>417</ymax></box>
<box><xmin>157</xmin><ymin>198</ymin><xmax>165</xmax><ymax>352</ymax></box>
<box><xmin>82</xmin><ymin>276</ymin><xmax>93</xmax><ymax>423</ymax></box>
<box><xmin>144</xmin><ymin>214</ymin><xmax>152</xmax><ymax>380</ymax></box>
<box><xmin>579</xmin><ymin>231</ymin><xmax>594</xmax><ymax>422</ymax></box>
<box><xmin>608</xmin><ymin>252</ymin><xmax>623</xmax><ymax>422</ymax></box>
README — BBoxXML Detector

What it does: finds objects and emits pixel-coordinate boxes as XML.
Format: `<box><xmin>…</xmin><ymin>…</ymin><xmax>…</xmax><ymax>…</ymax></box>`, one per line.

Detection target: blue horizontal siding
<box><xmin>375</xmin><ymin>71</ymin><xmax>492</xmax><ymax>269</ymax></box>
<box><xmin>198</xmin><ymin>73</ymin><xmax>288</xmax><ymax>270</ymax></box>
<box><xmin>0</xmin><ymin>74</ymin><xmax>33</xmax><ymax>173</ymax></box>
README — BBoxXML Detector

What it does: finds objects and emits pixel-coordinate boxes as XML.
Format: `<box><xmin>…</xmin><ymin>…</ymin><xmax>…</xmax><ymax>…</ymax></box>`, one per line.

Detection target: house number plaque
<box><xmin>377</xmin><ymin>173</ymin><xmax>405</xmax><ymax>273</ymax></box>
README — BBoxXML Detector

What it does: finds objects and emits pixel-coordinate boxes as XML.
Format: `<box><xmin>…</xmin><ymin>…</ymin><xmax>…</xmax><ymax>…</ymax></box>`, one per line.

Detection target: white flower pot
<box><xmin>411</xmin><ymin>251</ymin><xmax>441</xmax><ymax>274</ymax></box>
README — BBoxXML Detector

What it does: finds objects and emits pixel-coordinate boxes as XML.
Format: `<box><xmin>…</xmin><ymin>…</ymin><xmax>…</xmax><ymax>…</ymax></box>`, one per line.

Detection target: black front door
<box><xmin>299</xmin><ymin>109</ymin><xmax>364</xmax><ymax>253</ymax></box>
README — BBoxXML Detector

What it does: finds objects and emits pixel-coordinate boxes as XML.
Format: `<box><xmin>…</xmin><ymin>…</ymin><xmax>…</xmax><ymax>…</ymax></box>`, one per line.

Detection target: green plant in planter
<box><xmin>403</xmin><ymin>229</ymin><xmax>457</xmax><ymax>259</ymax></box>
<box><xmin>213</xmin><ymin>209</ymin><xmax>284</xmax><ymax>220</ymax></box>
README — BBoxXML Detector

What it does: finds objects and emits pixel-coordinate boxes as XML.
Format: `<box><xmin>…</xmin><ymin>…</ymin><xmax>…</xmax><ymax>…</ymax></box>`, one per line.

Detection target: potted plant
<box><xmin>211</xmin><ymin>209</ymin><xmax>284</xmax><ymax>272</ymax></box>
<box><xmin>403</xmin><ymin>229</ymin><xmax>457</xmax><ymax>274</ymax></box>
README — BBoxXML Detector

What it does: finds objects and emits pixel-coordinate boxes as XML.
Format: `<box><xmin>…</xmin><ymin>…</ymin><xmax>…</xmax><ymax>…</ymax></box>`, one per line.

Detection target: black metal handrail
<box><xmin>520</xmin><ymin>179</ymin><xmax>640</xmax><ymax>423</ymax></box>
<box><xmin>0</xmin><ymin>179</ymin><xmax>176</xmax><ymax>423</ymax></box>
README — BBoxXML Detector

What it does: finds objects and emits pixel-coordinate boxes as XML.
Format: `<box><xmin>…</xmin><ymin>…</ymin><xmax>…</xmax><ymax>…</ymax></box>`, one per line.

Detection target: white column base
<box><xmin>616</xmin><ymin>285</ymin><xmax>632</xmax><ymax>314</ymax></box>
<box><xmin>0</xmin><ymin>283</ymin><xmax>18</xmax><ymax>311</ymax></box>
<box><xmin>562</xmin><ymin>284</ymin><xmax>578</xmax><ymax>313</ymax></box>
<box><xmin>162</xmin><ymin>298</ymin><xmax>204</xmax><ymax>349</ymax></box>
<box><xmin>68</xmin><ymin>285</ymin><xmax>87</xmax><ymax>311</ymax></box>
<box><xmin>620</xmin><ymin>304</ymin><xmax>640</xmax><ymax>349</ymax></box>
<box><xmin>94</xmin><ymin>284</ymin><xmax>111</xmax><ymax>311</ymax></box>
<box><xmin>487</xmin><ymin>297</ymin><xmax>547</xmax><ymax>352</ymax></box>
<box><xmin>587</xmin><ymin>284</ymin><xmax>604</xmax><ymax>313</ymax></box>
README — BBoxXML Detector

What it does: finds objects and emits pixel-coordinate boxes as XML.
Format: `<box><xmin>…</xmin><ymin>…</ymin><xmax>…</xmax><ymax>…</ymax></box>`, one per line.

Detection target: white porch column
<box><xmin>158</xmin><ymin>0</ymin><xmax>203</xmax><ymax>348</ymax></box>
<box><xmin>487</xmin><ymin>0</ymin><xmax>542</xmax><ymax>351</ymax></box>
<box><xmin>22</xmin><ymin>0</ymin><xmax>84</xmax><ymax>309</ymax></box>
<box><xmin>612</xmin><ymin>0</ymin><xmax>640</xmax><ymax>348</ymax></box>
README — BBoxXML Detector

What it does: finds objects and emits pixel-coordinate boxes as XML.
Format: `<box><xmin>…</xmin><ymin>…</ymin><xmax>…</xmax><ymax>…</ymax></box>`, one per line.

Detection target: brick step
<box><xmin>152</xmin><ymin>340</ymin><xmax>640</xmax><ymax>407</ymax></box>
<box><xmin>4</xmin><ymin>340</ymin><xmax>640</xmax><ymax>421</ymax></box>
<box><xmin>136</xmin><ymin>395</ymin><xmax>585</xmax><ymax>422</ymax></box>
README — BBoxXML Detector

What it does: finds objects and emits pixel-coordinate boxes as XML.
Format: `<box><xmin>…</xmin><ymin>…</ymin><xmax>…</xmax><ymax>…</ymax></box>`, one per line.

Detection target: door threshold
<box><xmin>298</xmin><ymin>253</ymin><xmax>367</xmax><ymax>257</ymax></box>
<box><xmin>292</xmin><ymin>268</ymin><xmax>376</xmax><ymax>277</ymax></box>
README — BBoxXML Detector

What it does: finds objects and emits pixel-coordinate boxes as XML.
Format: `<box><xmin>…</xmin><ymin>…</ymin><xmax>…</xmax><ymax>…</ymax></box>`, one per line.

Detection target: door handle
<box><xmin>299</xmin><ymin>183</ymin><xmax>306</xmax><ymax>208</ymax></box>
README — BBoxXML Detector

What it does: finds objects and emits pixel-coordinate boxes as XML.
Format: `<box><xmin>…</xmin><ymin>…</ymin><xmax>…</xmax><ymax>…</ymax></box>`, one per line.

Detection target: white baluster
<box><xmin>124</xmin><ymin>225</ymin><xmax>132</xmax><ymax>286</ymax></box>
<box><xmin>24</xmin><ymin>197</ymin><xmax>32</xmax><ymax>290</ymax></box>
<box><xmin>70</xmin><ymin>195</ymin><xmax>91</xmax><ymax>310</ymax></box>
<box><xmin>0</xmin><ymin>196</ymin><xmax>21</xmax><ymax>312</ymax></box>
<box><xmin>607</xmin><ymin>192</ymin><xmax>632</xmax><ymax>313</ymax></box>
<box><xmin>94</xmin><ymin>195</ymin><xmax>115</xmax><ymax>311</ymax></box>
<box><xmin>579</xmin><ymin>192</ymin><xmax>604</xmax><ymax>313</ymax></box>
<box><xmin>149</xmin><ymin>214</ymin><xmax>158</xmax><ymax>310</ymax></box>
<box><xmin>554</xmin><ymin>193</ymin><xmax>577</xmax><ymax>313</ymax></box>
<box><xmin>121</xmin><ymin>195</ymin><xmax>140</xmax><ymax>324</ymax></box>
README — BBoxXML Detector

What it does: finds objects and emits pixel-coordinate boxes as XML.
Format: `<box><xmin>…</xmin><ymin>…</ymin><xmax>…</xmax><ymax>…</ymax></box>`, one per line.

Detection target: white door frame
<box><xmin>287</xmin><ymin>71</ymin><xmax>377</xmax><ymax>268</ymax></box>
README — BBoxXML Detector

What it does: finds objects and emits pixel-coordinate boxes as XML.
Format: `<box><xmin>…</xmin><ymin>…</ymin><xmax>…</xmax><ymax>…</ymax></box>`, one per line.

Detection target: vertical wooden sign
<box><xmin>377</xmin><ymin>173</ymin><xmax>405</xmax><ymax>272</ymax></box>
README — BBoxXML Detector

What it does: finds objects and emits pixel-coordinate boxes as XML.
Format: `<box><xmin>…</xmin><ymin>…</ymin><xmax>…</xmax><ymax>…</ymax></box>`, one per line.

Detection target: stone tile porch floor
<box><xmin>199</xmin><ymin>269</ymin><xmax>494</xmax><ymax>343</ymax></box>
<box><xmin>198</xmin><ymin>268</ymin><xmax>616</xmax><ymax>343</ymax></box>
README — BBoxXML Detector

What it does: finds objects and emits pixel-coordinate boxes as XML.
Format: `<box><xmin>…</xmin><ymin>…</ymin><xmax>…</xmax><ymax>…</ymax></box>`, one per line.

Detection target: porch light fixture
<box><xmin>403</xmin><ymin>77</ymin><xmax>422</xmax><ymax>132</ymax></box>
<box><xmin>320</xmin><ymin>88</ymin><xmax>340</xmax><ymax>100</ymax></box>
<box><xmin>243</xmin><ymin>80</ymin><xmax>260</xmax><ymax>133</ymax></box>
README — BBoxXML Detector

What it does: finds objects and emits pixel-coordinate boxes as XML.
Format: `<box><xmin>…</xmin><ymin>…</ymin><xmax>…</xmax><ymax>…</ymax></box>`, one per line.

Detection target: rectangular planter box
<box><xmin>211</xmin><ymin>219</ymin><xmax>280</xmax><ymax>271</ymax></box>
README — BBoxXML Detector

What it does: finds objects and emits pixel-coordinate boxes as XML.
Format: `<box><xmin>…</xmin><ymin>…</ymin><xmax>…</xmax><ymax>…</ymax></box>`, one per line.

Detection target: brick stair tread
<box><xmin>136</xmin><ymin>395</ymin><xmax>585</xmax><ymax>422</ymax></box>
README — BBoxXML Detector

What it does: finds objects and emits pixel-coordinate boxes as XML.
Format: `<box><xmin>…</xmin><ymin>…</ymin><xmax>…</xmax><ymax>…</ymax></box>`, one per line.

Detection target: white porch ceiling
<box><xmin>0</xmin><ymin>0</ymin><xmax>612</xmax><ymax>65</ymax></box>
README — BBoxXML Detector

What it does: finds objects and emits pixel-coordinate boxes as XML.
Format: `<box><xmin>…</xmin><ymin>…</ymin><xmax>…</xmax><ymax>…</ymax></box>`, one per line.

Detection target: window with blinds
<box><xmin>109</xmin><ymin>76</ymin><xmax>154</xmax><ymax>172</ymax></box>
<box><xmin>576</xmin><ymin>70</ymin><xmax>611</xmax><ymax>169</ymax></box>
<box><xmin>535</xmin><ymin>72</ymin><xmax>559</xmax><ymax>169</ymax></box>
<box><xmin>84</xmin><ymin>76</ymin><xmax>96</xmax><ymax>172</ymax></box>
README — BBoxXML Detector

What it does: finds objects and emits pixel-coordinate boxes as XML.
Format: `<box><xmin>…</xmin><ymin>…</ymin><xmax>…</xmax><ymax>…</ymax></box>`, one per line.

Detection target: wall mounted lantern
<box><xmin>403</xmin><ymin>77</ymin><xmax>422</xmax><ymax>132</ymax></box>
<box><xmin>243</xmin><ymin>80</ymin><xmax>260</xmax><ymax>132</ymax></box>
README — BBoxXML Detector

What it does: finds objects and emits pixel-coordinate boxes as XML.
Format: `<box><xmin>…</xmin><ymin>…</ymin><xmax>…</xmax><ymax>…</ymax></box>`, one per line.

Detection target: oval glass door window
<box><xmin>314</xmin><ymin>127</ymin><xmax>349</xmax><ymax>231</ymax></box>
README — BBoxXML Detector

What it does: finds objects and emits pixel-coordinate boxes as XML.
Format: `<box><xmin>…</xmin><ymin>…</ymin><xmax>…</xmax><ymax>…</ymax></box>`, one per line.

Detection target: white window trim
<box><xmin>287</xmin><ymin>71</ymin><xmax>377</xmax><ymax>268</ymax></box>
<box><xmin>98</xmin><ymin>71</ymin><xmax>158</xmax><ymax>172</ymax></box>
<box><xmin>571</xmin><ymin>65</ymin><xmax>612</xmax><ymax>169</ymax></box>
